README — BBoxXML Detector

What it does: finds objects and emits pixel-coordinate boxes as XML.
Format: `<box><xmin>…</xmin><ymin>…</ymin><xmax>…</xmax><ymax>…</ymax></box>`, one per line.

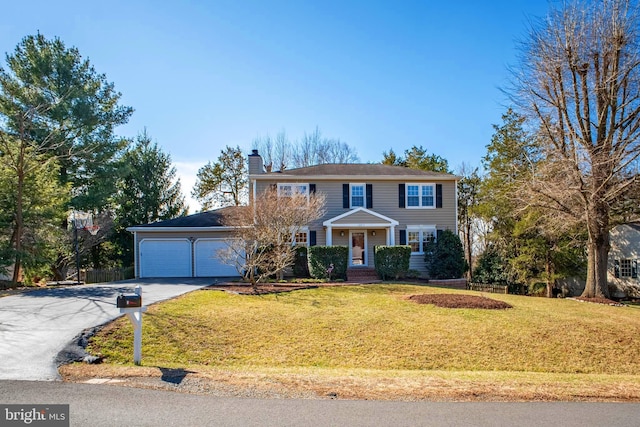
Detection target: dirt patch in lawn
<box><xmin>59</xmin><ymin>364</ymin><xmax>640</xmax><ymax>402</ymax></box>
<box><xmin>573</xmin><ymin>296</ymin><xmax>625</xmax><ymax>306</ymax></box>
<box><xmin>408</xmin><ymin>293</ymin><xmax>513</xmax><ymax>309</ymax></box>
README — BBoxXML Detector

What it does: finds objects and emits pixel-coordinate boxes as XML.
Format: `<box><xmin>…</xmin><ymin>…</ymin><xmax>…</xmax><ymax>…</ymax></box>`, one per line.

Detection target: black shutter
<box><xmin>399</xmin><ymin>230</ymin><xmax>407</xmax><ymax>245</ymax></box>
<box><xmin>366</xmin><ymin>184</ymin><xmax>373</xmax><ymax>209</ymax></box>
<box><xmin>436</xmin><ymin>184</ymin><xmax>443</xmax><ymax>208</ymax></box>
<box><xmin>633</xmin><ymin>260</ymin><xmax>638</xmax><ymax>279</ymax></box>
<box><xmin>436</xmin><ymin>229</ymin><xmax>443</xmax><ymax>241</ymax></box>
<box><xmin>398</xmin><ymin>184</ymin><xmax>405</xmax><ymax>208</ymax></box>
<box><xmin>309</xmin><ymin>184</ymin><xmax>316</xmax><ymax>194</ymax></box>
<box><xmin>614</xmin><ymin>259</ymin><xmax>620</xmax><ymax>278</ymax></box>
<box><xmin>343</xmin><ymin>184</ymin><xmax>349</xmax><ymax>208</ymax></box>
<box><xmin>310</xmin><ymin>230</ymin><xmax>317</xmax><ymax>246</ymax></box>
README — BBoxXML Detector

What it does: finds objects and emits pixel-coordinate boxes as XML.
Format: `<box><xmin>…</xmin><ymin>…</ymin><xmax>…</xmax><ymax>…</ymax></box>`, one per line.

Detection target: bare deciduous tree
<box><xmin>252</xmin><ymin>127</ymin><xmax>359</xmax><ymax>171</ymax></box>
<box><xmin>218</xmin><ymin>188</ymin><xmax>326</xmax><ymax>291</ymax></box>
<box><xmin>512</xmin><ymin>0</ymin><xmax>640</xmax><ymax>297</ymax></box>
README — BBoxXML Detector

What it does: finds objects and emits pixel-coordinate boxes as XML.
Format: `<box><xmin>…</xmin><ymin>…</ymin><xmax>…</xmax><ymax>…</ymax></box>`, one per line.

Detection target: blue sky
<box><xmin>2</xmin><ymin>0</ymin><xmax>550</xmax><ymax>211</ymax></box>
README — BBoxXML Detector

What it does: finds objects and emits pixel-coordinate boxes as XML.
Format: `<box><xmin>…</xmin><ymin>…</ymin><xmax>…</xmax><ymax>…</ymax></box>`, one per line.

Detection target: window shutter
<box><xmin>343</xmin><ymin>184</ymin><xmax>349</xmax><ymax>208</ymax></box>
<box><xmin>399</xmin><ymin>230</ymin><xmax>407</xmax><ymax>245</ymax></box>
<box><xmin>436</xmin><ymin>184</ymin><xmax>443</xmax><ymax>208</ymax></box>
<box><xmin>398</xmin><ymin>184</ymin><xmax>405</xmax><ymax>208</ymax></box>
<box><xmin>436</xmin><ymin>229</ymin><xmax>443</xmax><ymax>241</ymax></box>
<box><xmin>366</xmin><ymin>184</ymin><xmax>373</xmax><ymax>209</ymax></box>
<box><xmin>309</xmin><ymin>184</ymin><xmax>316</xmax><ymax>194</ymax></box>
<box><xmin>310</xmin><ymin>230</ymin><xmax>317</xmax><ymax>246</ymax></box>
<box><xmin>633</xmin><ymin>260</ymin><xmax>638</xmax><ymax>279</ymax></box>
<box><xmin>615</xmin><ymin>259</ymin><xmax>620</xmax><ymax>278</ymax></box>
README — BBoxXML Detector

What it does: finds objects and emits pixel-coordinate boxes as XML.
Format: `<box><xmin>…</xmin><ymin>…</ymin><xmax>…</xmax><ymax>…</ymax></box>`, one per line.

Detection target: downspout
<box><xmin>454</xmin><ymin>180</ymin><xmax>459</xmax><ymax>235</ymax></box>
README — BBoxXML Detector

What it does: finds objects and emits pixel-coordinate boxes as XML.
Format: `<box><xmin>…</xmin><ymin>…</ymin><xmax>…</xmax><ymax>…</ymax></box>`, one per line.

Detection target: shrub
<box><xmin>473</xmin><ymin>249</ymin><xmax>509</xmax><ymax>284</ymax></box>
<box><xmin>424</xmin><ymin>229</ymin><xmax>468</xmax><ymax>279</ymax></box>
<box><xmin>293</xmin><ymin>246</ymin><xmax>310</xmax><ymax>278</ymax></box>
<box><xmin>308</xmin><ymin>246</ymin><xmax>348</xmax><ymax>280</ymax></box>
<box><xmin>374</xmin><ymin>245</ymin><xmax>411</xmax><ymax>280</ymax></box>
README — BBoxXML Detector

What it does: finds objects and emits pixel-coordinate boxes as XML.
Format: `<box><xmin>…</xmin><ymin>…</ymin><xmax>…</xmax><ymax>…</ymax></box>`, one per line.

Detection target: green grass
<box><xmin>89</xmin><ymin>284</ymin><xmax>640</xmax><ymax>375</ymax></box>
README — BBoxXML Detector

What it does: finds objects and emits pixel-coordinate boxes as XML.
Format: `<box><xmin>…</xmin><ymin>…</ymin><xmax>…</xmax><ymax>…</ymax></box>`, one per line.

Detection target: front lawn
<box><xmin>64</xmin><ymin>284</ymin><xmax>640</xmax><ymax>400</ymax></box>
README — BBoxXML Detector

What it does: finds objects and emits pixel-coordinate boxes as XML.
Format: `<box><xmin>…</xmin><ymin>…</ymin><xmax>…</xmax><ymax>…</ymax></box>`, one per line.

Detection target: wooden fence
<box><xmin>83</xmin><ymin>267</ymin><xmax>134</xmax><ymax>284</ymax></box>
<box><xmin>467</xmin><ymin>283</ymin><xmax>509</xmax><ymax>294</ymax></box>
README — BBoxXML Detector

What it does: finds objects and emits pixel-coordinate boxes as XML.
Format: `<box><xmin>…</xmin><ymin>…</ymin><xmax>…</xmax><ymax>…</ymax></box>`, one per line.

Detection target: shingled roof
<box><xmin>256</xmin><ymin>163</ymin><xmax>456</xmax><ymax>178</ymax></box>
<box><xmin>130</xmin><ymin>206</ymin><xmax>245</xmax><ymax>228</ymax></box>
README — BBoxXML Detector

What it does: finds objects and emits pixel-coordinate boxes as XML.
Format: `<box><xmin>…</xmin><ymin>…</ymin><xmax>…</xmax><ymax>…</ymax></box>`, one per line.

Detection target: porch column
<box><xmin>389</xmin><ymin>225</ymin><xmax>396</xmax><ymax>245</ymax></box>
<box><xmin>326</xmin><ymin>226</ymin><xmax>332</xmax><ymax>246</ymax></box>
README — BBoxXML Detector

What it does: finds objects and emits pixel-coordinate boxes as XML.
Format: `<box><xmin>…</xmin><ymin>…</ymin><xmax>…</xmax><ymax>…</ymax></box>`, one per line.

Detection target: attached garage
<box><xmin>127</xmin><ymin>207</ymin><xmax>243</xmax><ymax>279</ymax></box>
<box><xmin>139</xmin><ymin>238</ymin><xmax>191</xmax><ymax>278</ymax></box>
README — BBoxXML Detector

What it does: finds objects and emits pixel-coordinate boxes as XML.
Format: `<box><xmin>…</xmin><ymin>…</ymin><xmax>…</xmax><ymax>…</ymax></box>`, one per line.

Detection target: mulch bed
<box><xmin>408</xmin><ymin>293</ymin><xmax>513</xmax><ymax>309</ymax></box>
<box><xmin>204</xmin><ymin>283</ymin><xmax>317</xmax><ymax>295</ymax></box>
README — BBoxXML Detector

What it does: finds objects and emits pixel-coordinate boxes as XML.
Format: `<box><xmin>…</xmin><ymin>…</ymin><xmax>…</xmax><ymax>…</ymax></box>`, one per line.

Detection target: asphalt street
<box><xmin>0</xmin><ymin>278</ymin><xmax>214</xmax><ymax>380</ymax></box>
<box><xmin>1</xmin><ymin>381</ymin><xmax>640</xmax><ymax>427</ymax></box>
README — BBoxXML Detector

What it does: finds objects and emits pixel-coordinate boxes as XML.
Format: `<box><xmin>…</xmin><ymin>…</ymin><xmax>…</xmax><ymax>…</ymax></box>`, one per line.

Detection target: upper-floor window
<box><xmin>406</xmin><ymin>184</ymin><xmax>435</xmax><ymax>208</ymax></box>
<box><xmin>278</xmin><ymin>183</ymin><xmax>309</xmax><ymax>197</ymax></box>
<box><xmin>351</xmin><ymin>184</ymin><xmax>365</xmax><ymax>207</ymax></box>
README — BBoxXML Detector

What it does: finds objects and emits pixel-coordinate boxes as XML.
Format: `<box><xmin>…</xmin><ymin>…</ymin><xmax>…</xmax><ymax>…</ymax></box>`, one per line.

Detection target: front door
<box><xmin>351</xmin><ymin>231</ymin><xmax>366</xmax><ymax>266</ymax></box>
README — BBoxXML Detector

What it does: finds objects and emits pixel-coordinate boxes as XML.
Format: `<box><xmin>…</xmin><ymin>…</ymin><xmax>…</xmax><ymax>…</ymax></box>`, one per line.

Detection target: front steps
<box><xmin>346</xmin><ymin>267</ymin><xmax>380</xmax><ymax>283</ymax></box>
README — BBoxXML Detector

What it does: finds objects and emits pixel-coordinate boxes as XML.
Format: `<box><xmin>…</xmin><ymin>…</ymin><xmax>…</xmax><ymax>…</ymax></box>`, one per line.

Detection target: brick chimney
<box><xmin>248</xmin><ymin>149</ymin><xmax>264</xmax><ymax>175</ymax></box>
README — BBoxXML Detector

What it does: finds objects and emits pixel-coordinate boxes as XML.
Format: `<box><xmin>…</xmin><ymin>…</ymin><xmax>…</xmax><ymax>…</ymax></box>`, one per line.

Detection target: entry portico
<box><xmin>323</xmin><ymin>207</ymin><xmax>399</xmax><ymax>246</ymax></box>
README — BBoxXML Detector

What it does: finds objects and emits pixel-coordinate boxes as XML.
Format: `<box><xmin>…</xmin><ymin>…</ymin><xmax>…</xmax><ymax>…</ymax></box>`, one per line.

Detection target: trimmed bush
<box><xmin>424</xmin><ymin>229</ymin><xmax>468</xmax><ymax>279</ymax></box>
<box><xmin>374</xmin><ymin>245</ymin><xmax>411</xmax><ymax>280</ymax></box>
<box><xmin>293</xmin><ymin>246</ymin><xmax>310</xmax><ymax>278</ymax></box>
<box><xmin>308</xmin><ymin>246</ymin><xmax>348</xmax><ymax>280</ymax></box>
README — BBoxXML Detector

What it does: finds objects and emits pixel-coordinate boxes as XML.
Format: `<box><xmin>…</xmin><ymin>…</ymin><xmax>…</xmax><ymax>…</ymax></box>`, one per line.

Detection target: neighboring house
<box><xmin>128</xmin><ymin>150</ymin><xmax>459</xmax><ymax>278</ymax></box>
<box><xmin>608</xmin><ymin>223</ymin><xmax>640</xmax><ymax>299</ymax></box>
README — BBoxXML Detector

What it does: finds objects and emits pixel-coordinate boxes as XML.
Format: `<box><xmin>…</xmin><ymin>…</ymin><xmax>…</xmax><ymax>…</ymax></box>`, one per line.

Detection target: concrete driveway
<box><xmin>0</xmin><ymin>278</ymin><xmax>214</xmax><ymax>381</ymax></box>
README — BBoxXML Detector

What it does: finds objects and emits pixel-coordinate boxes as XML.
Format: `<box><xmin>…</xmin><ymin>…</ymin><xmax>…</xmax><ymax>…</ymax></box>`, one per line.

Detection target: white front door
<box><xmin>350</xmin><ymin>231</ymin><xmax>366</xmax><ymax>266</ymax></box>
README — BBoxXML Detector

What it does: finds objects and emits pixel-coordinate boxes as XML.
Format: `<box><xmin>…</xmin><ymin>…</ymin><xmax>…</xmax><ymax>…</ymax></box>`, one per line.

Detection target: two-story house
<box><xmin>128</xmin><ymin>150</ymin><xmax>459</xmax><ymax>279</ymax></box>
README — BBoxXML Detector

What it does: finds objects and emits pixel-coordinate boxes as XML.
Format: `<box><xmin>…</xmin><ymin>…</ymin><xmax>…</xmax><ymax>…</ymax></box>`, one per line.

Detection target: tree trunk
<box><xmin>465</xmin><ymin>218</ymin><xmax>473</xmax><ymax>281</ymax></box>
<box><xmin>545</xmin><ymin>249</ymin><xmax>553</xmax><ymax>298</ymax></box>
<box><xmin>11</xmin><ymin>157</ymin><xmax>25</xmax><ymax>285</ymax></box>
<box><xmin>582</xmin><ymin>217</ymin><xmax>610</xmax><ymax>298</ymax></box>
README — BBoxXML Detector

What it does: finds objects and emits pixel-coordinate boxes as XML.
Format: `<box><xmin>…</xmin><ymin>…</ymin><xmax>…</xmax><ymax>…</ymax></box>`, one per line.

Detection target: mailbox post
<box><xmin>117</xmin><ymin>285</ymin><xmax>147</xmax><ymax>365</ymax></box>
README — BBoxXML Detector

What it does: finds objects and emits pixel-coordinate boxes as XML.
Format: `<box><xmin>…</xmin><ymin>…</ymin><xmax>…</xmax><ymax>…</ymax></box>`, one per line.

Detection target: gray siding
<box><xmin>253</xmin><ymin>178</ymin><xmax>457</xmax><ymax>233</ymax></box>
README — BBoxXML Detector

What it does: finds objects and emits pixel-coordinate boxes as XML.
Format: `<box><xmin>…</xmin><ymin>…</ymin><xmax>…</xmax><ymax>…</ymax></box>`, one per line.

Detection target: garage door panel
<box><xmin>195</xmin><ymin>239</ymin><xmax>239</xmax><ymax>277</ymax></box>
<box><xmin>140</xmin><ymin>239</ymin><xmax>191</xmax><ymax>278</ymax></box>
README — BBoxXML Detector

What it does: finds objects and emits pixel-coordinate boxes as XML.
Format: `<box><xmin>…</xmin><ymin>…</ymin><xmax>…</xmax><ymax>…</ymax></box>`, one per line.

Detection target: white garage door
<box><xmin>140</xmin><ymin>239</ymin><xmax>192</xmax><ymax>278</ymax></box>
<box><xmin>194</xmin><ymin>239</ymin><xmax>239</xmax><ymax>277</ymax></box>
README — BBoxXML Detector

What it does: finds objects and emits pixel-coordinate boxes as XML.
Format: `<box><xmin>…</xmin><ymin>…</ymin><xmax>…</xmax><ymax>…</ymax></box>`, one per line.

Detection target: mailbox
<box><xmin>117</xmin><ymin>293</ymin><xmax>142</xmax><ymax>308</ymax></box>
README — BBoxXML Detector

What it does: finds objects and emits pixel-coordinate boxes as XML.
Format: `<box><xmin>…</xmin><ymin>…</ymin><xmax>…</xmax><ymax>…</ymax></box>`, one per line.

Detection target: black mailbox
<box><xmin>117</xmin><ymin>293</ymin><xmax>142</xmax><ymax>308</ymax></box>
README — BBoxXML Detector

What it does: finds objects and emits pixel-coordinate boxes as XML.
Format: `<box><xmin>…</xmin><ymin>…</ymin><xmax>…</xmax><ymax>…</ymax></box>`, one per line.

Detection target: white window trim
<box><xmin>277</xmin><ymin>183</ymin><xmax>310</xmax><ymax>198</ymax></box>
<box><xmin>350</xmin><ymin>183</ymin><xmax>365</xmax><ymax>208</ymax></box>
<box><xmin>291</xmin><ymin>226</ymin><xmax>310</xmax><ymax>247</ymax></box>
<box><xmin>406</xmin><ymin>183</ymin><xmax>435</xmax><ymax>209</ymax></box>
<box><xmin>406</xmin><ymin>225</ymin><xmax>436</xmax><ymax>254</ymax></box>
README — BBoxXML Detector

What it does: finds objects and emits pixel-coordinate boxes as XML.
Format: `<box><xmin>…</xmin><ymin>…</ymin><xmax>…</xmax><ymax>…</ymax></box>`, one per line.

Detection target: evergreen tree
<box><xmin>425</xmin><ymin>230</ymin><xmax>467</xmax><ymax>279</ymax></box>
<box><xmin>113</xmin><ymin>131</ymin><xmax>187</xmax><ymax>266</ymax></box>
<box><xmin>0</xmin><ymin>33</ymin><xmax>132</xmax><ymax>282</ymax></box>
<box><xmin>382</xmin><ymin>145</ymin><xmax>449</xmax><ymax>173</ymax></box>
